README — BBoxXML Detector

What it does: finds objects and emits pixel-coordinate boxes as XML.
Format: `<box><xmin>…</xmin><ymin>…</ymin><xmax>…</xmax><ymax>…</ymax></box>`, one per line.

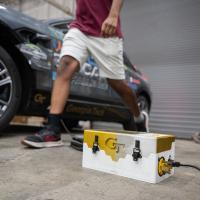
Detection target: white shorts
<box><xmin>60</xmin><ymin>28</ymin><xmax>125</xmax><ymax>80</ymax></box>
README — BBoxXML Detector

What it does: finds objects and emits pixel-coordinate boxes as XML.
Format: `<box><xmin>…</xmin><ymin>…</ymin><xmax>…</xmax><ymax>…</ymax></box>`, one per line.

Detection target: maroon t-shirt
<box><xmin>70</xmin><ymin>0</ymin><xmax>123</xmax><ymax>38</ymax></box>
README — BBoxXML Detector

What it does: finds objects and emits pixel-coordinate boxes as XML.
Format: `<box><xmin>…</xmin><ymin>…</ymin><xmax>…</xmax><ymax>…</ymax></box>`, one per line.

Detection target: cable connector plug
<box><xmin>167</xmin><ymin>160</ymin><xmax>181</xmax><ymax>167</ymax></box>
<box><xmin>167</xmin><ymin>159</ymin><xmax>200</xmax><ymax>171</ymax></box>
<box><xmin>92</xmin><ymin>135</ymin><xmax>100</xmax><ymax>154</ymax></box>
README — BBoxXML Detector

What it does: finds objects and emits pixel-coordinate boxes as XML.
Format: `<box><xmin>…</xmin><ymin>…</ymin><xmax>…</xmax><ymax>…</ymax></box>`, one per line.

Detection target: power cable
<box><xmin>169</xmin><ymin>161</ymin><xmax>200</xmax><ymax>171</ymax></box>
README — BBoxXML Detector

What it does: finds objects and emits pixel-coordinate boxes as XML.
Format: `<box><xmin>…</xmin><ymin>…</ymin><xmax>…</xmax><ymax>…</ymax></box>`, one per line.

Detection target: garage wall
<box><xmin>121</xmin><ymin>0</ymin><xmax>200</xmax><ymax>138</ymax></box>
<box><xmin>14</xmin><ymin>0</ymin><xmax>75</xmax><ymax>19</ymax></box>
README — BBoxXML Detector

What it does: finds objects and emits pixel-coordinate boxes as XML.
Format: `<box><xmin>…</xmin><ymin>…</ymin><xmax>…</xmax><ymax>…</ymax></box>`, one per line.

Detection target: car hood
<box><xmin>0</xmin><ymin>4</ymin><xmax>48</xmax><ymax>34</ymax></box>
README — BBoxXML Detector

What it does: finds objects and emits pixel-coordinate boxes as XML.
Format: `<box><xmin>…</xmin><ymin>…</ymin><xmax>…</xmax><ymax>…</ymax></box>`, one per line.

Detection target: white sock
<box><xmin>134</xmin><ymin>113</ymin><xmax>144</xmax><ymax>123</ymax></box>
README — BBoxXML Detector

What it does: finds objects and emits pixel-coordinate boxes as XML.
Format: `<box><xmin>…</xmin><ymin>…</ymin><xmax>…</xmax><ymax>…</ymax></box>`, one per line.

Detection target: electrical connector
<box><xmin>132</xmin><ymin>140</ymin><xmax>142</xmax><ymax>161</ymax></box>
<box><xmin>92</xmin><ymin>135</ymin><xmax>99</xmax><ymax>154</ymax></box>
<box><xmin>158</xmin><ymin>157</ymin><xmax>173</xmax><ymax>176</ymax></box>
<box><xmin>167</xmin><ymin>160</ymin><xmax>181</xmax><ymax>167</ymax></box>
<box><xmin>167</xmin><ymin>160</ymin><xmax>200</xmax><ymax>171</ymax></box>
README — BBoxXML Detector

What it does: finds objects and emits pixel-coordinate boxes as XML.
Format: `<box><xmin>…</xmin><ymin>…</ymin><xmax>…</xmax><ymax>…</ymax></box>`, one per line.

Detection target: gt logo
<box><xmin>34</xmin><ymin>93</ymin><xmax>46</xmax><ymax>104</ymax></box>
<box><xmin>105</xmin><ymin>138</ymin><xmax>117</xmax><ymax>149</ymax></box>
<box><xmin>105</xmin><ymin>138</ymin><xmax>125</xmax><ymax>153</ymax></box>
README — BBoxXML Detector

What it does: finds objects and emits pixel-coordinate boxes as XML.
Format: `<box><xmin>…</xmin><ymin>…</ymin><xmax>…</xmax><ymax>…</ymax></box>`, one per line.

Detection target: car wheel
<box><xmin>123</xmin><ymin>95</ymin><xmax>150</xmax><ymax>131</ymax></box>
<box><xmin>0</xmin><ymin>46</ymin><xmax>22</xmax><ymax>131</ymax></box>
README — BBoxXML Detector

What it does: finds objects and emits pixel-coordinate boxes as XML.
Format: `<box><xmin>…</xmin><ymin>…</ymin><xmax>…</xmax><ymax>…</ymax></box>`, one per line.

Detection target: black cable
<box><xmin>179</xmin><ymin>164</ymin><xmax>200</xmax><ymax>171</ymax></box>
<box><xmin>170</xmin><ymin>161</ymin><xmax>200</xmax><ymax>171</ymax></box>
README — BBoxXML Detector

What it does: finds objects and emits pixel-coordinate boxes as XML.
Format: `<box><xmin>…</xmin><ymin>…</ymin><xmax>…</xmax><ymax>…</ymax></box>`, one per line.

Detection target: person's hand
<box><xmin>101</xmin><ymin>16</ymin><xmax>118</xmax><ymax>38</ymax></box>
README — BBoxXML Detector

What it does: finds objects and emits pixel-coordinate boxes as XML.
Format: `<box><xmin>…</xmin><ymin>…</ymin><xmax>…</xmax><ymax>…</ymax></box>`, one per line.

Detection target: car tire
<box><xmin>0</xmin><ymin>46</ymin><xmax>22</xmax><ymax>131</ymax></box>
<box><xmin>123</xmin><ymin>95</ymin><xmax>150</xmax><ymax>131</ymax></box>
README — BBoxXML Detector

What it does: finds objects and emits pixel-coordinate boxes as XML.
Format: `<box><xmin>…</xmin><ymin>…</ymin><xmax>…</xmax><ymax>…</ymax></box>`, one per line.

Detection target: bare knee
<box><xmin>57</xmin><ymin>56</ymin><xmax>79</xmax><ymax>81</ymax></box>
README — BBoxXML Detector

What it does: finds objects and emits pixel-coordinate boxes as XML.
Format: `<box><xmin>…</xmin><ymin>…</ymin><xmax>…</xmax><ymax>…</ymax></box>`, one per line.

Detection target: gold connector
<box><xmin>158</xmin><ymin>157</ymin><xmax>173</xmax><ymax>176</ymax></box>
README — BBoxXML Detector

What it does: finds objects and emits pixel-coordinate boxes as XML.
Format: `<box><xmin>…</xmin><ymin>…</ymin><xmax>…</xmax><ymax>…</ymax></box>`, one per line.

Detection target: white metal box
<box><xmin>82</xmin><ymin>130</ymin><xmax>175</xmax><ymax>183</ymax></box>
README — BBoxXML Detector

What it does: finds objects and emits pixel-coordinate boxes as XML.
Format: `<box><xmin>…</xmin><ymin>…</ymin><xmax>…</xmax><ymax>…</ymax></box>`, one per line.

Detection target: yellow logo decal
<box><xmin>34</xmin><ymin>94</ymin><xmax>46</xmax><ymax>104</ymax></box>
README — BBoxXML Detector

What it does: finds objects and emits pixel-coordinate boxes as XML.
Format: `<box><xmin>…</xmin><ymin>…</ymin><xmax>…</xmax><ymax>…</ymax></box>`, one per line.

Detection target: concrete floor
<box><xmin>0</xmin><ymin>126</ymin><xmax>200</xmax><ymax>200</ymax></box>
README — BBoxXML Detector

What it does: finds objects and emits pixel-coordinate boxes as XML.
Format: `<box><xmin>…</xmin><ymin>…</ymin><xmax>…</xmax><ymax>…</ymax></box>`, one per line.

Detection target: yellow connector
<box><xmin>158</xmin><ymin>157</ymin><xmax>173</xmax><ymax>176</ymax></box>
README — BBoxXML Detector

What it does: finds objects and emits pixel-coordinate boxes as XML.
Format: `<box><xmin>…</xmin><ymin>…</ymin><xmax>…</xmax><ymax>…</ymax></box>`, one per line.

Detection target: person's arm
<box><xmin>101</xmin><ymin>0</ymin><xmax>124</xmax><ymax>37</ymax></box>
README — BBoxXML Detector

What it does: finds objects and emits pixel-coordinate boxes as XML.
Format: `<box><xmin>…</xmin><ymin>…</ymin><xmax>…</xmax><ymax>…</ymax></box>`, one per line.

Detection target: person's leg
<box><xmin>46</xmin><ymin>56</ymin><xmax>80</xmax><ymax>131</ymax></box>
<box><xmin>21</xmin><ymin>56</ymin><xmax>80</xmax><ymax>148</ymax></box>
<box><xmin>88</xmin><ymin>37</ymin><xmax>149</xmax><ymax>132</ymax></box>
<box><xmin>50</xmin><ymin>56</ymin><xmax>80</xmax><ymax>114</ymax></box>
<box><xmin>21</xmin><ymin>28</ymin><xmax>89</xmax><ymax>148</ymax></box>
<box><xmin>107</xmin><ymin>78</ymin><xmax>149</xmax><ymax>132</ymax></box>
<box><xmin>107</xmin><ymin>79</ymin><xmax>140</xmax><ymax>117</ymax></box>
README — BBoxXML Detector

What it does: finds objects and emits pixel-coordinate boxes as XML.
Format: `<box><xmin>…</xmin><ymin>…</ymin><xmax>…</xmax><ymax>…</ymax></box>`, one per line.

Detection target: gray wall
<box><xmin>121</xmin><ymin>0</ymin><xmax>200</xmax><ymax>138</ymax></box>
<box><xmin>14</xmin><ymin>0</ymin><xmax>75</xmax><ymax>19</ymax></box>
